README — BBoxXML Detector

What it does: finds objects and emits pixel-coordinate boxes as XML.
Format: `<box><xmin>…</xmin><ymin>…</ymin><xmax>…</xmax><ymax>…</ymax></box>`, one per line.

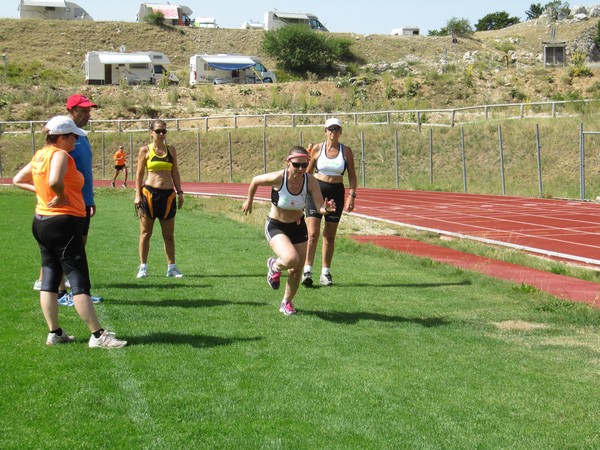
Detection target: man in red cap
<box><xmin>64</xmin><ymin>94</ymin><xmax>104</xmax><ymax>303</ymax></box>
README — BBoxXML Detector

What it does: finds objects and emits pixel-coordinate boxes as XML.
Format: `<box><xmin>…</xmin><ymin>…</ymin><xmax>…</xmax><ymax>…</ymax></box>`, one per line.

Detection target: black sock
<box><xmin>50</xmin><ymin>328</ymin><xmax>63</xmax><ymax>335</ymax></box>
<box><xmin>92</xmin><ymin>329</ymin><xmax>105</xmax><ymax>339</ymax></box>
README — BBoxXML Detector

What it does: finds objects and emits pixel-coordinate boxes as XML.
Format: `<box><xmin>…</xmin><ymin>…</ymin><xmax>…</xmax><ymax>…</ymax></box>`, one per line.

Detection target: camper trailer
<box><xmin>136</xmin><ymin>3</ymin><xmax>193</xmax><ymax>26</ymax></box>
<box><xmin>193</xmin><ymin>17</ymin><xmax>218</xmax><ymax>28</ymax></box>
<box><xmin>390</xmin><ymin>27</ymin><xmax>420</xmax><ymax>36</ymax></box>
<box><xmin>85</xmin><ymin>51</ymin><xmax>177</xmax><ymax>85</ymax></box>
<box><xmin>264</xmin><ymin>10</ymin><xmax>328</xmax><ymax>31</ymax></box>
<box><xmin>241</xmin><ymin>20</ymin><xmax>264</xmax><ymax>30</ymax></box>
<box><xmin>19</xmin><ymin>0</ymin><xmax>93</xmax><ymax>20</ymax></box>
<box><xmin>189</xmin><ymin>54</ymin><xmax>276</xmax><ymax>85</ymax></box>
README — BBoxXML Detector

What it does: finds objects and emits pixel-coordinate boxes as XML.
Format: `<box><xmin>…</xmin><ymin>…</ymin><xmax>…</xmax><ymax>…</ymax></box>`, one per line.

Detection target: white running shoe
<box><xmin>46</xmin><ymin>330</ymin><xmax>75</xmax><ymax>346</ymax></box>
<box><xmin>33</xmin><ymin>279</ymin><xmax>42</xmax><ymax>291</ymax></box>
<box><xmin>89</xmin><ymin>331</ymin><xmax>127</xmax><ymax>349</ymax></box>
<box><xmin>320</xmin><ymin>273</ymin><xmax>333</xmax><ymax>286</ymax></box>
<box><xmin>166</xmin><ymin>267</ymin><xmax>183</xmax><ymax>278</ymax></box>
<box><xmin>137</xmin><ymin>265</ymin><xmax>148</xmax><ymax>278</ymax></box>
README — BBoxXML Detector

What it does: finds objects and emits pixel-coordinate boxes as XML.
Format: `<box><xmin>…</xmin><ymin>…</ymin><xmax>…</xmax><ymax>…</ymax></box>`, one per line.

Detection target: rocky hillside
<box><xmin>1</xmin><ymin>15</ymin><xmax>600</xmax><ymax>121</ymax></box>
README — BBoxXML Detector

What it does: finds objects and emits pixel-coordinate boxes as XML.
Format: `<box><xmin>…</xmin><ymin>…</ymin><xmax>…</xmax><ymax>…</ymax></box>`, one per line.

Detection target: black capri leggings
<box><xmin>32</xmin><ymin>214</ymin><xmax>91</xmax><ymax>295</ymax></box>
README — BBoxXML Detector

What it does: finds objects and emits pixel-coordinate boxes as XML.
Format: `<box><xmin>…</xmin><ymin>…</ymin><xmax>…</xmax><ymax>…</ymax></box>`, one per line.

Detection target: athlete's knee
<box><xmin>280</xmin><ymin>253</ymin><xmax>300</xmax><ymax>270</ymax></box>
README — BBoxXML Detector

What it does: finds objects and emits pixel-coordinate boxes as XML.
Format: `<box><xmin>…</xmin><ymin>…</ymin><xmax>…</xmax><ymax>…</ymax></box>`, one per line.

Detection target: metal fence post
<box><xmin>461</xmin><ymin>127</ymin><xmax>467</xmax><ymax>192</ymax></box>
<box><xmin>429</xmin><ymin>128</ymin><xmax>433</xmax><ymax>185</ymax></box>
<box><xmin>535</xmin><ymin>124</ymin><xmax>543</xmax><ymax>197</ymax></box>
<box><xmin>580</xmin><ymin>122</ymin><xmax>585</xmax><ymax>200</ymax></box>
<box><xmin>394</xmin><ymin>128</ymin><xmax>399</xmax><ymax>189</ymax></box>
<box><xmin>498</xmin><ymin>125</ymin><xmax>506</xmax><ymax>195</ymax></box>
<box><xmin>128</xmin><ymin>133</ymin><xmax>133</xmax><ymax>183</ymax></box>
<box><xmin>196</xmin><ymin>130</ymin><xmax>201</xmax><ymax>182</ymax></box>
<box><xmin>228</xmin><ymin>131</ymin><xmax>233</xmax><ymax>182</ymax></box>
<box><xmin>29</xmin><ymin>122</ymin><xmax>36</xmax><ymax>155</ymax></box>
<box><xmin>101</xmin><ymin>133</ymin><xmax>105</xmax><ymax>179</ymax></box>
<box><xmin>262</xmin><ymin>129</ymin><xmax>267</xmax><ymax>174</ymax></box>
<box><xmin>361</xmin><ymin>130</ymin><xmax>366</xmax><ymax>188</ymax></box>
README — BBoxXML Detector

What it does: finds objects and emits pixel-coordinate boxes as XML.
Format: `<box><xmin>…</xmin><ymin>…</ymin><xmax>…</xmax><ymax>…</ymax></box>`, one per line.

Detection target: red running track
<box><xmin>172</xmin><ymin>182</ymin><xmax>600</xmax><ymax>267</ymax></box>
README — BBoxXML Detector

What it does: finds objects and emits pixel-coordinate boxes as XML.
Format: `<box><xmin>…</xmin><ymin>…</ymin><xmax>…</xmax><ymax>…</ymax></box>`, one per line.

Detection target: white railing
<box><xmin>0</xmin><ymin>99</ymin><xmax>597</xmax><ymax>135</ymax></box>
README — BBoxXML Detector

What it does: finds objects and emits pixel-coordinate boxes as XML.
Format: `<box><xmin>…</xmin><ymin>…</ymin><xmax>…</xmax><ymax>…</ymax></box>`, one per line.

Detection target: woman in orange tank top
<box><xmin>13</xmin><ymin>116</ymin><xmax>126</xmax><ymax>348</ymax></box>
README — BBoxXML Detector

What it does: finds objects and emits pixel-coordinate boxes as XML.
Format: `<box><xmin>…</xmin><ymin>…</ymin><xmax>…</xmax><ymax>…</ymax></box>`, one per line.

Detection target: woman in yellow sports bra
<box><xmin>134</xmin><ymin>119</ymin><xmax>185</xmax><ymax>279</ymax></box>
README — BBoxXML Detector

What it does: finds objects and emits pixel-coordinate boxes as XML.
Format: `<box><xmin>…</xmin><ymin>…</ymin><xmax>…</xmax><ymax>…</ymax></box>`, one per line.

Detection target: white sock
<box><xmin>168</xmin><ymin>263</ymin><xmax>176</xmax><ymax>270</ymax></box>
<box><xmin>304</xmin><ymin>265</ymin><xmax>312</xmax><ymax>273</ymax></box>
<box><xmin>139</xmin><ymin>263</ymin><xmax>147</xmax><ymax>269</ymax></box>
<box><xmin>322</xmin><ymin>267</ymin><xmax>330</xmax><ymax>275</ymax></box>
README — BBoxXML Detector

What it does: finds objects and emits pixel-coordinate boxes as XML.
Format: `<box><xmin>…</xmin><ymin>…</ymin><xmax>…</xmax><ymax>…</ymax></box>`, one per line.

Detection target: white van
<box><xmin>85</xmin><ymin>51</ymin><xmax>177</xmax><ymax>85</ymax></box>
<box><xmin>189</xmin><ymin>54</ymin><xmax>276</xmax><ymax>85</ymax></box>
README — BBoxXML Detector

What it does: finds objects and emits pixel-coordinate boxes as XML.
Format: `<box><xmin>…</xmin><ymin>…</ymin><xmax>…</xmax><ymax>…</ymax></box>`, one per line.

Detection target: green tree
<box><xmin>428</xmin><ymin>17</ymin><xmax>474</xmax><ymax>37</ymax></box>
<box><xmin>446</xmin><ymin>17</ymin><xmax>474</xmax><ymax>38</ymax></box>
<box><xmin>261</xmin><ymin>24</ymin><xmax>354</xmax><ymax>75</ymax></box>
<box><xmin>475</xmin><ymin>11</ymin><xmax>521</xmax><ymax>31</ymax></box>
<box><xmin>526</xmin><ymin>3</ymin><xmax>544</xmax><ymax>19</ymax></box>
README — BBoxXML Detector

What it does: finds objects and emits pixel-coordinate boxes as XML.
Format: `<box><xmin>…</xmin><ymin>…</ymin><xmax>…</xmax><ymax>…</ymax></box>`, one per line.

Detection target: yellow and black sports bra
<box><xmin>146</xmin><ymin>144</ymin><xmax>174</xmax><ymax>172</ymax></box>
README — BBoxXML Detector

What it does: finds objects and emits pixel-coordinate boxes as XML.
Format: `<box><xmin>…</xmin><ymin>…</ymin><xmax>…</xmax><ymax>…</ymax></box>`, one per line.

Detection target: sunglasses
<box><xmin>327</xmin><ymin>126</ymin><xmax>342</xmax><ymax>132</ymax></box>
<box><xmin>153</xmin><ymin>129</ymin><xmax>168</xmax><ymax>135</ymax></box>
<box><xmin>62</xmin><ymin>133</ymin><xmax>79</xmax><ymax>140</ymax></box>
<box><xmin>291</xmin><ymin>162</ymin><xmax>308</xmax><ymax>169</ymax></box>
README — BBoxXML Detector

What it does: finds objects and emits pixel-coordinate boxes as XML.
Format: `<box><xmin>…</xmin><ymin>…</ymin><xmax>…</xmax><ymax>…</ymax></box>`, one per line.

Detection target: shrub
<box><xmin>143</xmin><ymin>12</ymin><xmax>165</xmax><ymax>25</ymax></box>
<box><xmin>261</xmin><ymin>24</ymin><xmax>356</xmax><ymax>76</ymax></box>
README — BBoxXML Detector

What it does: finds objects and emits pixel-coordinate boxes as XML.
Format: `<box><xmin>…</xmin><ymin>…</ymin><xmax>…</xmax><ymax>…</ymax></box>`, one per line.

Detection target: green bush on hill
<box><xmin>261</xmin><ymin>24</ymin><xmax>356</xmax><ymax>76</ymax></box>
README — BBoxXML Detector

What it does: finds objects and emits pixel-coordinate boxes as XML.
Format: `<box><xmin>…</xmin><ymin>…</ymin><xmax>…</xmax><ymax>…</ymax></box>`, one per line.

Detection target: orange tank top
<box><xmin>114</xmin><ymin>149</ymin><xmax>126</xmax><ymax>165</ymax></box>
<box><xmin>32</xmin><ymin>145</ymin><xmax>86</xmax><ymax>217</ymax></box>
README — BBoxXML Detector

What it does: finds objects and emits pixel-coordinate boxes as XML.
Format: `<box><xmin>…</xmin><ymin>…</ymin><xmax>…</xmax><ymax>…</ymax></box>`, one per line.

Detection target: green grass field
<box><xmin>1</xmin><ymin>187</ymin><xmax>600</xmax><ymax>448</ymax></box>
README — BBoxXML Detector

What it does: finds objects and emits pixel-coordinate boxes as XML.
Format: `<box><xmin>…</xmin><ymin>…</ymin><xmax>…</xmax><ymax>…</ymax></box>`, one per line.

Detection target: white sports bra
<box><xmin>271</xmin><ymin>170</ymin><xmax>307</xmax><ymax>211</ymax></box>
<box><xmin>315</xmin><ymin>143</ymin><xmax>346</xmax><ymax>177</ymax></box>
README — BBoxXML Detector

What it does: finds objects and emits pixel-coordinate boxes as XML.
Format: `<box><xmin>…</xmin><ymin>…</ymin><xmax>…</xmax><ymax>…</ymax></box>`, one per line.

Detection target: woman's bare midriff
<box><xmin>269</xmin><ymin>204</ymin><xmax>304</xmax><ymax>223</ymax></box>
<box><xmin>314</xmin><ymin>173</ymin><xmax>343</xmax><ymax>184</ymax></box>
<box><xmin>145</xmin><ymin>171</ymin><xmax>174</xmax><ymax>190</ymax></box>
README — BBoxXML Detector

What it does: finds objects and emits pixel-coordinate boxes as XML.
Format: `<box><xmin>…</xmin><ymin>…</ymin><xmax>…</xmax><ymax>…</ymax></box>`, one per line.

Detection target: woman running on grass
<box><xmin>242</xmin><ymin>146</ymin><xmax>336</xmax><ymax>315</ymax></box>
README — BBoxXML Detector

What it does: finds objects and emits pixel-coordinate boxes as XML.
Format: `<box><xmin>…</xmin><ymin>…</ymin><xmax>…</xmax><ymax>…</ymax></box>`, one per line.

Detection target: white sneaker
<box><xmin>320</xmin><ymin>273</ymin><xmax>333</xmax><ymax>286</ymax></box>
<box><xmin>46</xmin><ymin>330</ymin><xmax>75</xmax><ymax>346</ymax></box>
<box><xmin>89</xmin><ymin>331</ymin><xmax>127</xmax><ymax>348</ymax></box>
<box><xmin>33</xmin><ymin>279</ymin><xmax>42</xmax><ymax>291</ymax></box>
<box><xmin>136</xmin><ymin>265</ymin><xmax>148</xmax><ymax>278</ymax></box>
<box><xmin>166</xmin><ymin>267</ymin><xmax>183</xmax><ymax>278</ymax></box>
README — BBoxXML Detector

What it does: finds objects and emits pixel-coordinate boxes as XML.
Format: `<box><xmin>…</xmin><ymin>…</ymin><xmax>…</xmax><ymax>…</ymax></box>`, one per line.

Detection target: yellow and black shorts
<box><xmin>139</xmin><ymin>185</ymin><xmax>177</xmax><ymax>220</ymax></box>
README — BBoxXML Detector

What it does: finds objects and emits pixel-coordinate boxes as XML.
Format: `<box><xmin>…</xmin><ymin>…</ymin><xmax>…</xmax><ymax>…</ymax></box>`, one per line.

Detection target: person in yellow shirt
<box><xmin>111</xmin><ymin>145</ymin><xmax>128</xmax><ymax>188</ymax></box>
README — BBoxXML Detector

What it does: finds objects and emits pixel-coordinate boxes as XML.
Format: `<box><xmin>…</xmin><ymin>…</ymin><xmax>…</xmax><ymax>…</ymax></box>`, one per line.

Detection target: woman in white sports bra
<box><xmin>303</xmin><ymin>117</ymin><xmax>357</xmax><ymax>287</ymax></box>
<box><xmin>242</xmin><ymin>146</ymin><xmax>336</xmax><ymax>315</ymax></box>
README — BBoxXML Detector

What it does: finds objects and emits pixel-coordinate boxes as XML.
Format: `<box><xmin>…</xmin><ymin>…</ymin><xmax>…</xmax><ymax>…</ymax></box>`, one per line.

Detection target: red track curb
<box><xmin>351</xmin><ymin>235</ymin><xmax>600</xmax><ymax>307</ymax></box>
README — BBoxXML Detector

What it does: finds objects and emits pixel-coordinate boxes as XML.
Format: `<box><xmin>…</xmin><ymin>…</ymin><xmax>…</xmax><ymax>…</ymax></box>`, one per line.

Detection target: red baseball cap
<box><xmin>66</xmin><ymin>94</ymin><xmax>97</xmax><ymax>110</ymax></box>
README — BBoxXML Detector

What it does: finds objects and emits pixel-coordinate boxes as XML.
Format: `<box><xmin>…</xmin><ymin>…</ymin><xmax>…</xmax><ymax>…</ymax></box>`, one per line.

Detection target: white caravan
<box><xmin>263</xmin><ymin>10</ymin><xmax>328</xmax><ymax>31</ymax></box>
<box><xmin>189</xmin><ymin>54</ymin><xmax>276</xmax><ymax>85</ymax></box>
<box><xmin>193</xmin><ymin>17</ymin><xmax>218</xmax><ymax>28</ymax></box>
<box><xmin>136</xmin><ymin>3</ymin><xmax>193</xmax><ymax>26</ymax></box>
<box><xmin>390</xmin><ymin>27</ymin><xmax>420</xmax><ymax>36</ymax></box>
<box><xmin>241</xmin><ymin>20</ymin><xmax>264</xmax><ymax>30</ymax></box>
<box><xmin>85</xmin><ymin>51</ymin><xmax>178</xmax><ymax>85</ymax></box>
<box><xmin>19</xmin><ymin>0</ymin><xmax>93</xmax><ymax>20</ymax></box>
